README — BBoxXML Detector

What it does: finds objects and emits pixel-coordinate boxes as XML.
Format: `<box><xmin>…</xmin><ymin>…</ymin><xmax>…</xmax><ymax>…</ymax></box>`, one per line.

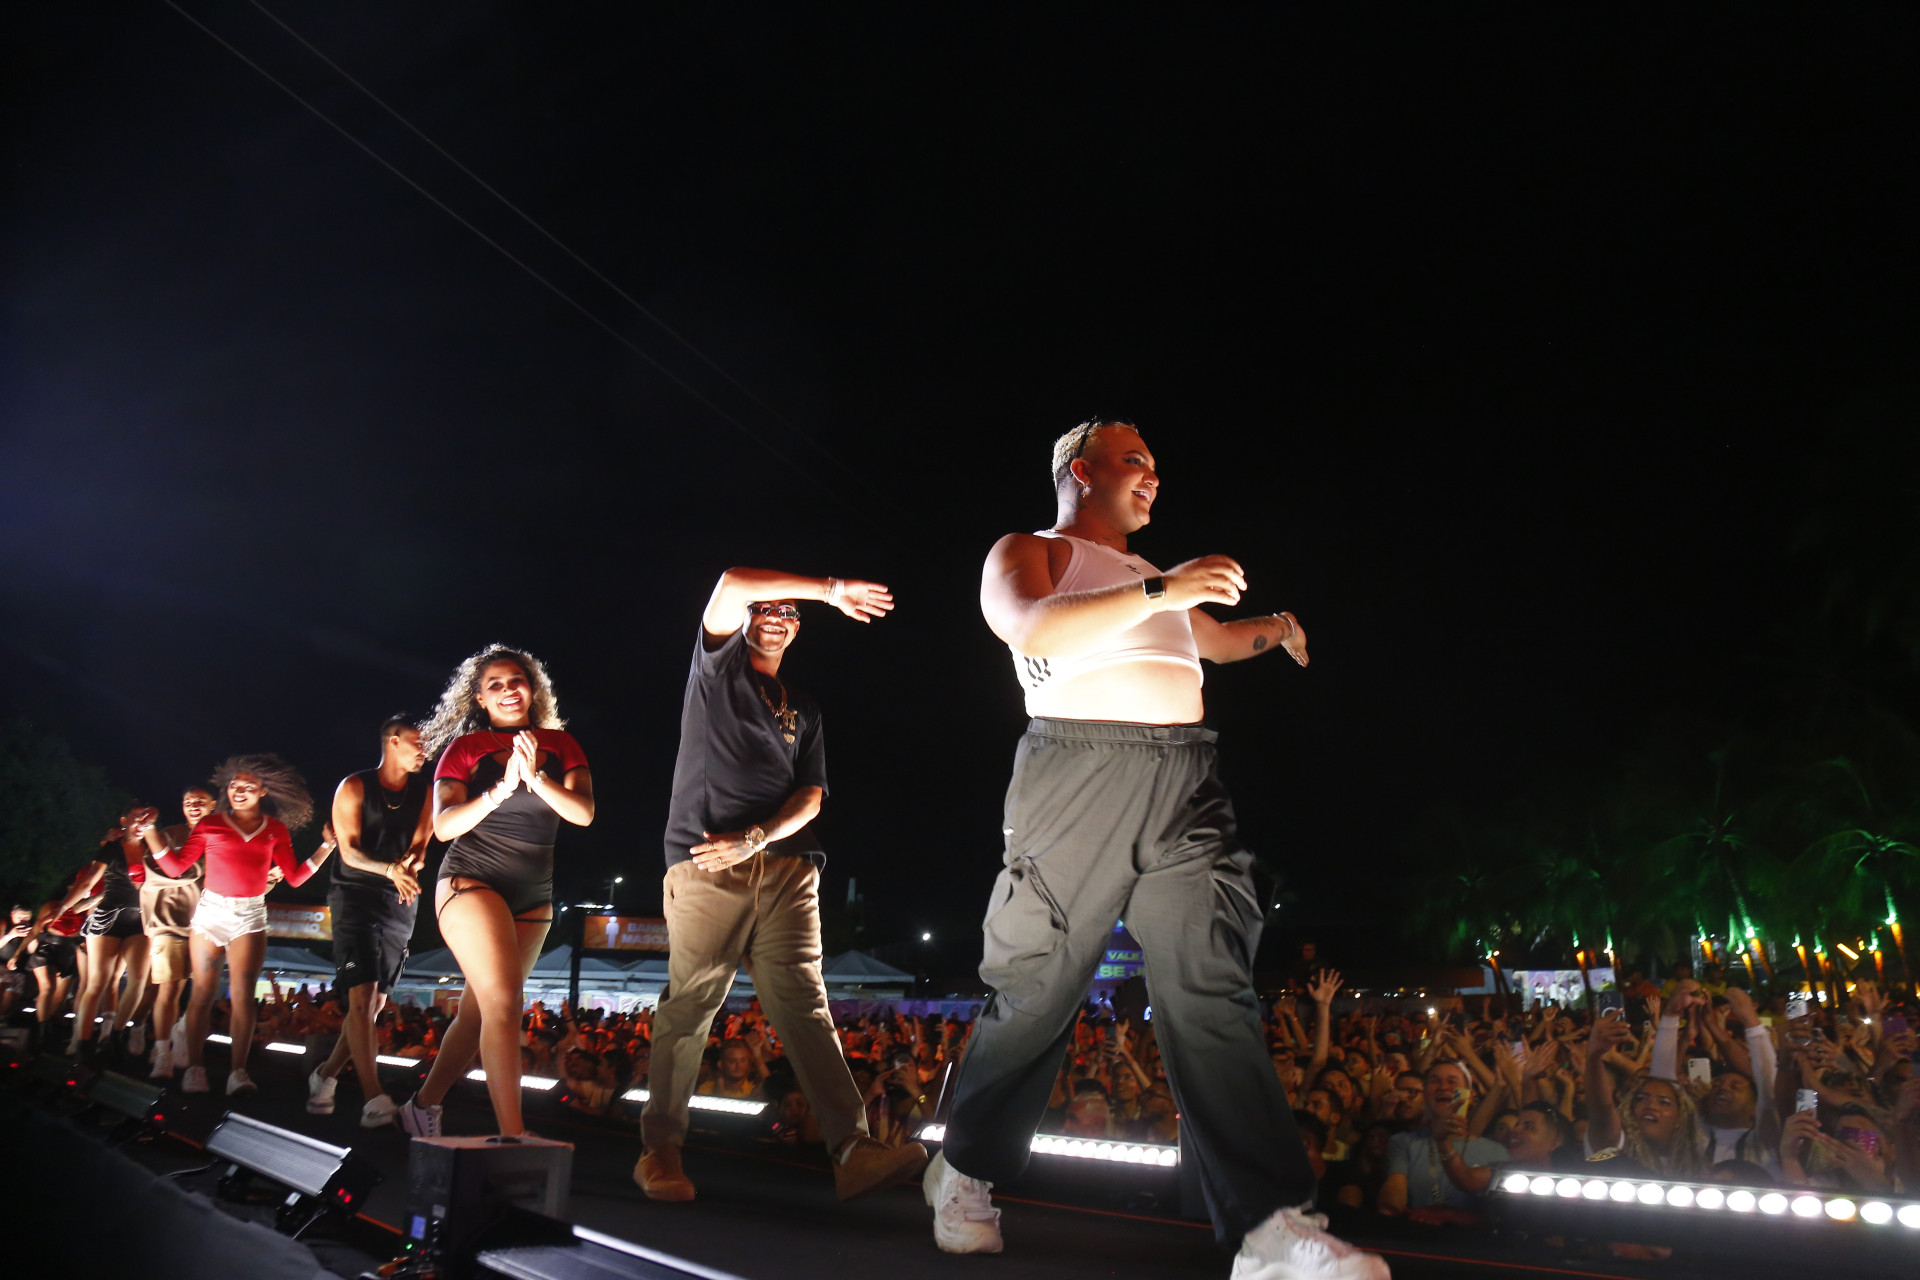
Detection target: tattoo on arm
<box><xmin>1253</xmin><ymin>636</ymin><xmax>1268</xmax><ymax>651</ymax></box>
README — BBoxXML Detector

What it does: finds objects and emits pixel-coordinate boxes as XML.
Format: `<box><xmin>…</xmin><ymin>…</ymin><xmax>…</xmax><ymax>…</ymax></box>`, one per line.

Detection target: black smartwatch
<box><xmin>1141</xmin><ymin>575</ymin><xmax>1166</xmax><ymax>602</ymax></box>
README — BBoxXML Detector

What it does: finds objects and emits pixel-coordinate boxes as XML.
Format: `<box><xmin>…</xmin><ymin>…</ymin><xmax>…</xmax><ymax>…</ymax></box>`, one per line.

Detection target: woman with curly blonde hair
<box><xmin>1585</xmin><ymin>1012</ymin><xmax>1710</xmax><ymax>1179</ymax></box>
<box><xmin>400</xmin><ymin>645</ymin><xmax>594</xmax><ymax>1139</ymax></box>
<box><xmin>134</xmin><ymin>753</ymin><xmax>333</xmax><ymax>1096</ymax></box>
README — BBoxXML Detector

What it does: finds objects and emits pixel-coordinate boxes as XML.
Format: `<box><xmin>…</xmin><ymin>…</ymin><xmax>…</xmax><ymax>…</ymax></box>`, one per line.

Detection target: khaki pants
<box><xmin>641</xmin><ymin>855</ymin><xmax>866</xmax><ymax>1153</ymax></box>
<box><xmin>140</xmin><ymin>879</ymin><xmax>202</xmax><ymax>984</ymax></box>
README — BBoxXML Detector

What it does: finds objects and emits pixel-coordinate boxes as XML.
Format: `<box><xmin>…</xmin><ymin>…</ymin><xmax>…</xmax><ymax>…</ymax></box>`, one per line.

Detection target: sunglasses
<box><xmin>747</xmin><ymin>604</ymin><xmax>801</xmax><ymax>621</ymax></box>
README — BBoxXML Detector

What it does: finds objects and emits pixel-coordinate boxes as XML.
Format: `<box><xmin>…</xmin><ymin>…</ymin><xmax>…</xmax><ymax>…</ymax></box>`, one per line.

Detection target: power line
<box><xmin>159</xmin><ymin>0</ymin><xmax>885</xmax><ymax>528</ymax></box>
<box><xmin>242</xmin><ymin>0</ymin><xmax>870</xmax><ymax>496</ymax></box>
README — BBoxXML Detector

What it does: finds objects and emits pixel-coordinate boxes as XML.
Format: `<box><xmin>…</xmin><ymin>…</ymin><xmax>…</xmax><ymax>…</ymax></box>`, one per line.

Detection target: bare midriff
<box><xmin>1024</xmin><ymin>658</ymin><xmax>1205</xmax><ymax>725</ymax></box>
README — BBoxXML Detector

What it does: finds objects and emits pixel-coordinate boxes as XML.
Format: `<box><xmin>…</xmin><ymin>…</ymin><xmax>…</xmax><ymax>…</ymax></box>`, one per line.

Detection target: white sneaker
<box><xmin>398</xmin><ymin>1095</ymin><xmax>443</xmax><ymax>1138</ymax></box>
<box><xmin>64</xmin><ymin>1030</ymin><xmax>83</xmax><ymax>1056</ymax></box>
<box><xmin>924</xmin><ymin>1150</ymin><xmax>1002</xmax><ymax>1254</ymax></box>
<box><xmin>181</xmin><ymin>1065</ymin><xmax>210</xmax><ymax>1093</ymax></box>
<box><xmin>170</xmin><ymin>1017</ymin><xmax>188</xmax><ymax>1063</ymax></box>
<box><xmin>307</xmin><ymin>1067</ymin><xmax>338</xmax><ymax>1114</ymax></box>
<box><xmin>149</xmin><ymin>1041</ymin><xmax>173</xmax><ymax>1080</ymax></box>
<box><xmin>360</xmin><ymin>1094</ymin><xmax>398</xmax><ymax>1128</ymax></box>
<box><xmin>226</xmin><ymin>1068</ymin><xmax>258</xmax><ymax>1097</ymax></box>
<box><xmin>1232</xmin><ymin>1206</ymin><xmax>1390</xmax><ymax>1280</ymax></box>
<box><xmin>128</xmin><ymin>1023</ymin><xmax>147</xmax><ymax>1056</ymax></box>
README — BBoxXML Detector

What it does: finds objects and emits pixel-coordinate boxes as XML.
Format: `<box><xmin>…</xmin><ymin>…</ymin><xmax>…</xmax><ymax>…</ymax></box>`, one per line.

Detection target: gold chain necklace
<box><xmin>755</xmin><ymin>675</ymin><xmax>798</xmax><ymax>743</ymax></box>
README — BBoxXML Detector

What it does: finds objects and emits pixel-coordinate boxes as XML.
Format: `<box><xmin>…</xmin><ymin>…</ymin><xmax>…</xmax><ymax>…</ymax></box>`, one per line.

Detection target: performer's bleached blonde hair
<box><xmin>1050</xmin><ymin>418</ymin><xmax>1138</xmax><ymax>491</ymax></box>
<box><xmin>419</xmin><ymin>644</ymin><xmax>565</xmax><ymax>759</ymax></box>
<box><xmin>210</xmin><ymin>753</ymin><xmax>316</xmax><ymax>832</ymax></box>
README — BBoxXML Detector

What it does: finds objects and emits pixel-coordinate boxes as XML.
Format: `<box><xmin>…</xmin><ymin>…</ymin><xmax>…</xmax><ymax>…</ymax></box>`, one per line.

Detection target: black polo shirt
<box><xmin>663</xmin><ymin>625</ymin><xmax>829</xmax><ymax>869</ymax></box>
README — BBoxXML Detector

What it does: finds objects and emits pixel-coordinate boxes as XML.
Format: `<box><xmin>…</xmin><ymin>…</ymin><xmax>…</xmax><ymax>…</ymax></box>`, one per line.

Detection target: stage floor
<box><xmin>7</xmin><ymin>1040</ymin><xmax>1725</xmax><ymax>1280</ymax></box>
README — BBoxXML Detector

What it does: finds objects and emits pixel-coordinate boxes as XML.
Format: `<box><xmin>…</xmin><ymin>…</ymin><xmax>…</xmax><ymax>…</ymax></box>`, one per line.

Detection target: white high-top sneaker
<box><xmin>149</xmin><ymin>1040</ymin><xmax>173</xmax><ymax>1080</ymax></box>
<box><xmin>1231</xmin><ymin>1206</ymin><xmax>1390</xmax><ymax>1280</ymax></box>
<box><xmin>170</xmin><ymin>1017</ymin><xmax>189</xmax><ymax>1063</ymax></box>
<box><xmin>128</xmin><ymin>1022</ymin><xmax>147</xmax><ymax>1056</ymax></box>
<box><xmin>924</xmin><ymin>1151</ymin><xmax>1003</xmax><ymax>1254</ymax></box>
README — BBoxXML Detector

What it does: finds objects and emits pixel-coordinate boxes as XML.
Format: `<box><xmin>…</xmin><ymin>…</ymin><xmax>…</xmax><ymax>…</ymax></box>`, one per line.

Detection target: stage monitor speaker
<box><xmin>406</xmin><ymin>1134</ymin><xmax>574</xmax><ymax>1277</ymax></box>
<box><xmin>205</xmin><ymin>1110</ymin><xmax>382</xmax><ymax>1236</ymax></box>
<box><xmin>81</xmin><ymin>1069</ymin><xmax>167</xmax><ymax>1143</ymax></box>
<box><xmin>26</xmin><ymin>1051</ymin><xmax>81</xmax><ymax>1093</ymax></box>
<box><xmin>478</xmin><ymin>1224</ymin><xmax>750</xmax><ymax>1280</ymax></box>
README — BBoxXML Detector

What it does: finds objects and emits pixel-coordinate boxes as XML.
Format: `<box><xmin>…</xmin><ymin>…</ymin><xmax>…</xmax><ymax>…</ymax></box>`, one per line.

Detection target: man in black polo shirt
<box><xmin>636</xmin><ymin>566</ymin><xmax>927</xmax><ymax>1203</ymax></box>
<box><xmin>307</xmin><ymin>715</ymin><xmax>432</xmax><ymax>1127</ymax></box>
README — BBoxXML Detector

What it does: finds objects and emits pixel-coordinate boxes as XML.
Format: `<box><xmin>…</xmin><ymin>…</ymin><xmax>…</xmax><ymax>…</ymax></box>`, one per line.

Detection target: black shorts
<box><xmin>84</xmin><ymin>904</ymin><xmax>144</xmax><ymax>940</ymax></box>
<box><xmin>436</xmin><ymin>862</ymin><xmax>552</xmax><ymax>920</ymax></box>
<box><xmin>27</xmin><ymin>936</ymin><xmax>80</xmax><ymax>980</ymax></box>
<box><xmin>330</xmin><ymin>885</ymin><xmax>417</xmax><ymax>992</ymax></box>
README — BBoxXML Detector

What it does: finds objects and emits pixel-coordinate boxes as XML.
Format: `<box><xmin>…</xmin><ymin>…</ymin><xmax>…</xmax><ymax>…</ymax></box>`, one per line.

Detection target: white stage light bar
<box><xmin>917</xmin><ymin>1124</ymin><xmax>1180</xmax><ymax>1167</ymax></box>
<box><xmin>1500</xmin><ymin>1170</ymin><xmax>1920</xmax><ymax>1229</ymax></box>
<box><xmin>377</xmin><ymin>1055</ymin><xmax>421</xmax><ymax>1067</ymax></box>
<box><xmin>619</xmin><ymin>1088</ymin><xmax>767</xmax><ymax>1116</ymax></box>
<box><xmin>207</xmin><ymin>1033</ymin><xmax>231</xmax><ymax>1043</ymax></box>
<box><xmin>265</xmin><ymin>1041</ymin><xmax>305</xmax><ymax>1055</ymax></box>
<box><xmin>465</xmin><ymin>1069</ymin><xmax>558</xmax><ymax>1091</ymax></box>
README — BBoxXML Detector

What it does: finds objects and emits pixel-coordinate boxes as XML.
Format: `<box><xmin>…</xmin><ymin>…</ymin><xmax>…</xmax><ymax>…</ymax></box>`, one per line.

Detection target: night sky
<box><xmin>5</xmin><ymin>6</ymin><xmax>1917</xmax><ymax>974</ymax></box>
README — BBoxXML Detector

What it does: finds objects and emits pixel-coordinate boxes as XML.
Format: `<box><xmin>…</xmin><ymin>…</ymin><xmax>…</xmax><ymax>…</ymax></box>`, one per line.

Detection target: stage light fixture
<box><xmin>619</xmin><ymin>1087</ymin><xmax>767</xmax><ymax>1115</ymax></box>
<box><xmin>1581</xmin><ymin>1179</ymin><xmax>1607</xmax><ymax>1200</ymax></box>
<box><xmin>204</xmin><ymin>1111</ymin><xmax>380</xmax><ymax>1238</ymax></box>
<box><xmin>1860</xmin><ymin>1201</ymin><xmax>1893</xmax><ymax>1225</ymax></box>
<box><xmin>1791</xmin><ymin>1195</ymin><xmax>1823</xmax><ymax>1219</ymax></box>
<box><xmin>1529</xmin><ymin>1175</ymin><xmax>1554</xmax><ymax>1195</ymax></box>
<box><xmin>1667</xmin><ymin>1186</ymin><xmax>1695</xmax><ymax>1208</ymax></box>
<box><xmin>1898</xmin><ymin>1204</ymin><xmax>1920</xmax><ymax>1228</ymax></box>
<box><xmin>1759</xmin><ymin>1193</ymin><xmax>1789</xmax><ymax>1215</ymax></box>
<box><xmin>84</xmin><ymin>1070</ymin><xmax>168</xmax><ymax>1143</ymax></box>
<box><xmin>915</xmin><ymin>1124</ymin><xmax>1179</xmax><ymax>1167</ymax></box>
<box><xmin>1637</xmin><ymin>1183</ymin><xmax>1664</xmax><ymax>1206</ymax></box>
<box><xmin>1501</xmin><ymin>1172</ymin><xmax>1528</xmax><ymax>1194</ymax></box>
<box><xmin>466</xmin><ymin>1069</ymin><xmax>559</xmax><ymax>1091</ymax></box>
<box><xmin>1827</xmin><ymin>1198</ymin><xmax>1856</xmax><ymax>1222</ymax></box>
<box><xmin>378</xmin><ymin>1054</ymin><xmax>423</xmax><ymax>1067</ymax></box>
<box><xmin>1608</xmin><ymin>1181</ymin><xmax>1636</xmax><ymax>1203</ymax></box>
<box><xmin>1556</xmin><ymin>1177</ymin><xmax>1581</xmax><ymax>1198</ymax></box>
<box><xmin>1727</xmin><ymin>1189</ymin><xmax>1757</xmax><ymax>1212</ymax></box>
<box><xmin>1696</xmin><ymin>1187</ymin><xmax>1726</xmax><ymax>1210</ymax></box>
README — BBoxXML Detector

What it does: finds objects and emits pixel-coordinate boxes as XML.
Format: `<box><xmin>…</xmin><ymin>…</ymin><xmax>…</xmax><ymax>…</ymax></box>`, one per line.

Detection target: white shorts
<box><xmin>191</xmin><ymin>890</ymin><xmax>268</xmax><ymax>948</ymax></box>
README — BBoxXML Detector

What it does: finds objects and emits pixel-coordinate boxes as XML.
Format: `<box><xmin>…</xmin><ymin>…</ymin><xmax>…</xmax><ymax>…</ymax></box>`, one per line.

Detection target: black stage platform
<box><xmin>0</xmin><ymin>1039</ymin><xmax>1798</xmax><ymax>1280</ymax></box>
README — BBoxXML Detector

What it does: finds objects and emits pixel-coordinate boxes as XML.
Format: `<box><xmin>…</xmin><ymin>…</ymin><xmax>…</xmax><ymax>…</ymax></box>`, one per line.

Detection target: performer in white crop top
<box><xmin>930</xmin><ymin>419</ymin><xmax>1386</xmax><ymax>1280</ymax></box>
<box><xmin>984</xmin><ymin>421</ymin><xmax>1307</xmax><ymax>724</ymax></box>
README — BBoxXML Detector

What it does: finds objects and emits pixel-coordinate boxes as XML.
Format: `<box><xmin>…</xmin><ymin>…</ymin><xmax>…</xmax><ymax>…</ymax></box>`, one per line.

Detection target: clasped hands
<box><xmin>488</xmin><ymin>731</ymin><xmax>546</xmax><ymax>801</ymax></box>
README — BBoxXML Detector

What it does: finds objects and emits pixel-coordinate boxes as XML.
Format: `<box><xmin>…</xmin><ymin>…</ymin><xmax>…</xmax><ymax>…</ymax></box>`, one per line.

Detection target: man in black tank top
<box><xmin>307</xmin><ymin>716</ymin><xmax>432</xmax><ymax>1127</ymax></box>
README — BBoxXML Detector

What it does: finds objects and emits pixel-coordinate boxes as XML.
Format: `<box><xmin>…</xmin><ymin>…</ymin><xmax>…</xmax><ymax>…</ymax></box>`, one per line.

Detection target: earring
<box><xmin>1081</xmin><ymin>486</ymin><xmax>1092</xmax><ymax>499</ymax></box>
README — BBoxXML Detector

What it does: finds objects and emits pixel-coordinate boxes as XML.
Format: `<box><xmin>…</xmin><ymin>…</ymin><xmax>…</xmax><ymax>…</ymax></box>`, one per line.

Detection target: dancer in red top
<box><xmin>400</xmin><ymin>646</ymin><xmax>594</xmax><ymax>1139</ymax></box>
<box><xmin>135</xmin><ymin>755</ymin><xmax>332</xmax><ymax>1096</ymax></box>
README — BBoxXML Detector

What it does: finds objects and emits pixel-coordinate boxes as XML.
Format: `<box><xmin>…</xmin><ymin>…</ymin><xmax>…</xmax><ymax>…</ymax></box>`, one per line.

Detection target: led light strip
<box><xmin>198</xmin><ymin>1033</ymin><xmax>306</xmax><ymax>1054</ymax></box>
<box><xmin>918</xmin><ymin>1124</ymin><xmax>1180</xmax><ymax>1167</ymax></box>
<box><xmin>377</xmin><ymin>1054</ymin><xmax>422</xmax><ymax>1067</ymax></box>
<box><xmin>466</xmin><ymin>1069</ymin><xmax>559</xmax><ymax>1091</ymax></box>
<box><xmin>1499</xmin><ymin>1171</ymin><xmax>1920</xmax><ymax>1228</ymax></box>
<box><xmin>620</xmin><ymin>1088</ymin><xmax>768</xmax><ymax>1116</ymax></box>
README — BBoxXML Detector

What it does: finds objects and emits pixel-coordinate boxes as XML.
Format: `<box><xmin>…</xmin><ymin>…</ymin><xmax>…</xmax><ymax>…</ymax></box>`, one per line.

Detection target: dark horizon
<box><xmin>6</xmin><ymin>6</ymin><xmax>1919</xmax><ymax>976</ymax></box>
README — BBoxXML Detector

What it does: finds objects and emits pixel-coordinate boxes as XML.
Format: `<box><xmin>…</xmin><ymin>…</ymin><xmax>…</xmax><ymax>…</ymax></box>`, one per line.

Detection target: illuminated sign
<box><xmin>585</xmin><ymin>915</ymin><xmax>669</xmax><ymax>952</ymax></box>
<box><xmin>267</xmin><ymin>904</ymin><xmax>332</xmax><ymax>941</ymax></box>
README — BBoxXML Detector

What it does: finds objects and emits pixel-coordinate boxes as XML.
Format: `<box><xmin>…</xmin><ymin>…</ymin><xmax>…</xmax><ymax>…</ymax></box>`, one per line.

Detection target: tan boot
<box><xmin>833</xmin><ymin>1136</ymin><xmax>929</xmax><ymax>1201</ymax></box>
<box><xmin>634</xmin><ymin>1145</ymin><xmax>696</xmax><ymax>1202</ymax></box>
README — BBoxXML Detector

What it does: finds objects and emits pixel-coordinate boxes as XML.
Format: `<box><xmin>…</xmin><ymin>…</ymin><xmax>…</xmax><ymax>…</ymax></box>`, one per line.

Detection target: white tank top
<box><xmin>1009</xmin><ymin>531</ymin><xmax>1202</xmax><ymax>714</ymax></box>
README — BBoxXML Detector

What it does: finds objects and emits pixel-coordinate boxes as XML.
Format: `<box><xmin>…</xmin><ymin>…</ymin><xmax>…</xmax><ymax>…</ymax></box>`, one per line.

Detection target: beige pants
<box><xmin>140</xmin><ymin>879</ymin><xmax>202</xmax><ymax>983</ymax></box>
<box><xmin>641</xmin><ymin>855</ymin><xmax>866</xmax><ymax>1152</ymax></box>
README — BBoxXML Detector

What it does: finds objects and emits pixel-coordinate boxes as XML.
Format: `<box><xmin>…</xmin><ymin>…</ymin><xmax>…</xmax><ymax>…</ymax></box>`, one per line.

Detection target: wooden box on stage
<box><xmin>406</xmin><ymin>1134</ymin><xmax>574</xmax><ymax>1265</ymax></box>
